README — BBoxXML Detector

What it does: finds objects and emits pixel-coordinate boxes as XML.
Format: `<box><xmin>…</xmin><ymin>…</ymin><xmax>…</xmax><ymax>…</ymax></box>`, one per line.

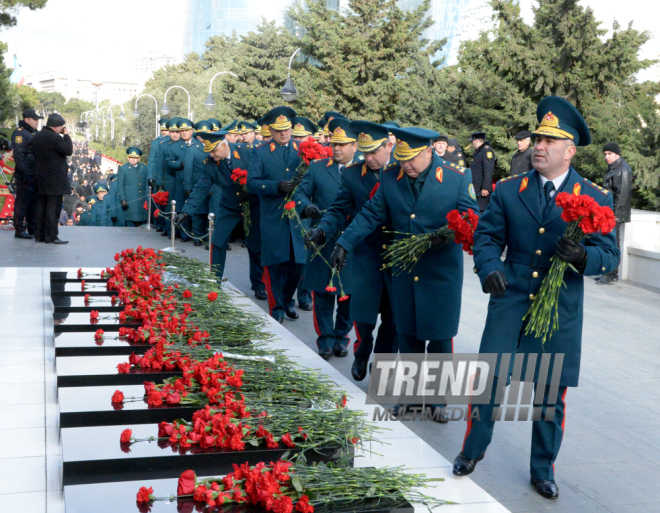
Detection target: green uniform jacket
<box><xmin>117</xmin><ymin>162</ymin><xmax>149</xmax><ymax>222</ymax></box>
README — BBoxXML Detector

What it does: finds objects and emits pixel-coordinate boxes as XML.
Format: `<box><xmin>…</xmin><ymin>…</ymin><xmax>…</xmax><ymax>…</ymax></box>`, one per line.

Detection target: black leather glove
<box><xmin>174</xmin><ymin>212</ymin><xmax>189</xmax><ymax>227</ymax></box>
<box><xmin>305</xmin><ymin>227</ymin><xmax>325</xmax><ymax>249</ymax></box>
<box><xmin>184</xmin><ymin>190</ymin><xmax>191</xmax><ymax>199</ymax></box>
<box><xmin>278</xmin><ymin>180</ymin><xmax>295</xmax><ymax>194</ymax></box>
<box><xmin>207</xmin><ymin>190</ymin><xmax>213</xmax><ymax>198</ymax></box>
<box><xmin>237</xmin><ymin>191</ymin><xmax>252</xmax><ymax>203</ymax></box>
<box><xmin>429</xmin><ymin>228</ymin><xmax>455</xmax><ymax>247</ymax></box>
<box><xmin>330</xmin><ymin>244</ymin><xmax>348</xmax><ymax>270</ymax></box>
<box><xmin>120</xmin><ymin>200</ymin><xmax>129</xmax><ymax>211</ymax></box>
<box><xmin>292</xmin><ymin>173</ymin><xmax>304</xmax><ymax>186</ymax></box>
<box><xmin>483</xmin><ymin>270</ymin><xmax>507</xmax><ymax>297</ymax></box>
<box><xmin>303</xmin><ymin>204</ymin><xmax>322</xmax><ymax>220</ymax></box>
<box><xmin>147</xmin><ymin>179</ymin><xmax>155</xmax><ymax>187</ymax></box>
<box><xmin>555</xmin><ymin>236</ymin><xmax>587</xmax><ymax>272</ymax></box>
<box><xmin>111</xmin><ymin>217</ymin><xmax>117</xmax><ymax>224</ymax></box>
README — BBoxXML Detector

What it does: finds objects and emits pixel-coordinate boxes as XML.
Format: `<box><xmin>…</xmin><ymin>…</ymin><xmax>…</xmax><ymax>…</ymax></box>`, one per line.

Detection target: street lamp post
<box><xmin>161</xmin><ymin>86</ymin><xmax>193</xmax><ymax>121</ymax></box>
<box><xmin>92</xmin><ymin>81</ymin><xmax>104</xmax><ymax>110</ymax></box>
<box><xmin>204</xmin><ymin>71</ymin><xmax>238</xmax><ymax>111</ymax></box>
<box><xmin>280</xmin><ymin>48</ymin><xmax>301</xmax><ymax>102</ymax></box>
<box><xmin>133</xmin><ymin>94</ymin><xmax>159</xmax><ymax>138</ymax></box>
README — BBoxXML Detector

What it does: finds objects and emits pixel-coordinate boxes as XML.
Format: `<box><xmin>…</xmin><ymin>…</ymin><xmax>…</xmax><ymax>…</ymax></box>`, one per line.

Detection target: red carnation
<box><xmin>284</xmin><ymin>201</ymin><xmax>296</xmax><ymax>211</ymax></box>
<box><xmin>136</xmin><ymin>486</ymin><xmax>153</xmax><ymax>503</ymax></box>
<box><xmin>111</xmin><ymin>390</ymin><xmax>124</xmax><ymax>403</ymax></box>
<box><xmin>207</xmin><ymin>292</ymin><xmax>218</xmax><ymax>301</ymax></box>
<box><xmin>94</xmin><ymin>329</ymin><xmax>104</xmax><ymax>341</ymax></box>
<box><xmin>183</xmin><ymin>290</ymin><xmax>192</xmax><ymax>299</ymax></box>
<box><xmin>338</xmin><ymin>295</ymin><xmax>349</xmax><ymax>302</ymax></box>
<box><xmin>281</xmin><ymin>433</ymin><xmax>296</xmax><ymax>448</ymax></box>
<box><xmin>117</xmin><ymin>362</ymin><xmax>131</xmax><ymax>374</ymax></box>
<box><xmin>178</xmin><ymin>469</ymin><xmax>197</xmax><ymax>496</ymax></box>
<box><xmin>295</xmin><ymin>495</ymin><xmax>314</xmax><ymax>513</ymax></box>
<box><xmin>90</xmin><ymin>310</ymin><xmax>99</xmax><ymax>320</ymax></box>
<box><xmin>120</xmin><ymin>429</ymin><xmax>132</xmax><ymax>444</ymax></box>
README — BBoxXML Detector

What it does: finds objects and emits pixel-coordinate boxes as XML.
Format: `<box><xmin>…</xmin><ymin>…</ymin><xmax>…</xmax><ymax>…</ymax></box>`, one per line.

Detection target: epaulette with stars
<box><xmin>497</xmin><ymin>172</ymin><xmax>528</xmax><ymax>185</ymax></box>
<box><xmin>344</xmin><ymin>160</ymin><xmax>364</xmax><ymax>171</ymax></box>
<box><xmin>582</xmin><ymin>178</ymin><xmax>610</xmax><ymax>196</ymax></box>
<box><xmin>159</xmin><ymin>138</ymin><xmax>169</xmax><ymax>145</ymax></box>
<box><xmin>443</xmin><ymin>161</ymin><xmax>466</xmax><ymax>175</ymax></box>
<box><xmin>255</xmin><ymin>141</ymin><xmax>270</xmax><ymax>149</ymax></box>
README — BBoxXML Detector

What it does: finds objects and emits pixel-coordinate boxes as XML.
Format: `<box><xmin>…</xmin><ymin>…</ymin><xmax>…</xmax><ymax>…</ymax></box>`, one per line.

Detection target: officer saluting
<box><xmin>294</xmin><ymin>117</ymin><xmax>360</xmax><ymax>359</ymax></box>
<box><xmin>12</xmin><ymin>109</ymin><xmax>43</xmax><ymax>239</ymax></box>
<box><xmin>469</xmin><ymin>132</ymin><xmax>495</xmax><ymax>212</ymax></box>
<box><xmin>310</xmin><ymin>121</ymin><xmax>397</xmax><ymax>381</ymax></box>
<box><xmin>453</xmin><ymin>97</ymin><xmax>620</xmax><ymax>499</ymax></box>
<box><xmin>333</xmin><ymin>127</ymin><xmax>479</xmax><ymax>416</ymax></box>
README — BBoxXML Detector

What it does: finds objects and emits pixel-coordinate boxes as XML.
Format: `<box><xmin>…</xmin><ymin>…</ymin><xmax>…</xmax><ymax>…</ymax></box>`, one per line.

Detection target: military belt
<box><xmin>506</xmin><ymin>250</ymin><xmax>552</xmax><ymax>270</ymax></box>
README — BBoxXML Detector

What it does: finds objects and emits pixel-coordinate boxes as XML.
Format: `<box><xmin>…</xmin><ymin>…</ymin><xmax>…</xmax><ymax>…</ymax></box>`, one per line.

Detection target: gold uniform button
<box><xmin>236</xmin><ymin>192</ymin><xmax>240</xmax><ymax>196</ymax></box>
<box><xmin>382</xmin><ymin>245</ymin><xmax>387</xmax><ymax>249</ymax></box>
<box><xmin>529</xmin><ymin>294</ymin><xmax>535</xmax><ymax>300</ymax></box>
<box><xmin>414</xmin><ymin>277</ymin><xmax>419</xmax><ymax>282</ymax></box>
<box><xmin>535</xmin><ymin>250</ymin><xmax>542</xmax><ymax>255</ymax></box>
<box><xmin>539</xmin><ymin>228</ymin><xmax>545</xmax><ymax>234</ymax></box>
<box><xmin>286</xmin><ymin>168</ymin><xmax>289</xmax><ymax>171</ymax></box>
<box><xmin>383</xmin><ymin>226</ymin><xmax>387</xmax><ymax>229</ymax></box>
<box><xmin>532</xmin><ymin>272</ymin><xmax>539</xmax><ymax>278</ymax></box>
<box><xmin>410</xmin><ymin>214</ymin><xmax>415</xmax><ymax>219</ymax></box>
<box><xmin>473</xmin><ymin>267</ymin><xmax>477</xmax><ymax>273</ymax></box>
<box><xmin>601</xmin><ymin>267</ymin><xmax>606</xmax><ymax>271</ymax></box>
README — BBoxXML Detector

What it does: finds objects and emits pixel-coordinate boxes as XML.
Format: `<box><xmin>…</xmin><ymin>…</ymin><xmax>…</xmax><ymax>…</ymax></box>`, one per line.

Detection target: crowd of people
<box><xmin>8</xmin><ymin>96</ymin><xmax>635</xmax><ymax>500</ymax></box>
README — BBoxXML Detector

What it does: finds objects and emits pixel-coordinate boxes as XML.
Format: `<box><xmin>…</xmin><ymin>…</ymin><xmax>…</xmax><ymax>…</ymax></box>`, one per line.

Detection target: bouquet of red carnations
<box><xmin>523</xmin><ymin>192</ymin><xmax>616</xmax><ymax>342</ymax></box>
<box><xmin>382</xmin><ymin>209</ymin><xmax>479</xmax><ymax>275</ymax></box>
<box><xmin>231</xmin><ymin>168</ymin><xmax>251</xmax><ymax>235</ymax></box>
<box><xmin>282</xmin><ymin>138</ymin><xmax>333</xmax><ymax>213</ymax></box>
<box><xmin>137</xmin><ymin>461</ymin><xmax>451</xmax><ymax>512</ymax></box>
<box><xmin>151</xmin><ymin>190</ymin><xmax>169</xmax><ymax>206</ymax></box>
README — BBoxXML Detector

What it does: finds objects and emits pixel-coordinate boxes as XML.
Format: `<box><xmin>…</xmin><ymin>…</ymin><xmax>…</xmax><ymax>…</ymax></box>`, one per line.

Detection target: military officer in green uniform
<box><xmin>184</xmin><ymin>122</ymin><xmax>210</xmax><ymax>245</ymax></box>
<box><xmin>117</xmin><ymin>147</ymin><xmax>149</xmax><ymax>227</ymax></box>
<box><xmin>308</xmin><ymin>121</ymin><xmax>398</xmax><ymax>381</ymax></box>
<box><xmin>147</xmin><ymin>118</ymin><xmax>168</xmax><ymax>231</ymax></box>
<box><xmin>105</xmin><ymin>173</ymin><xmax>124</xmax><ymax>227</ymax></box>
<box><xmin>469</xmin><ymin>132</ymin><xmax>496</xmax><ymax>212</ymax></box>
<box><xmin>238</xmin><ymin>121</ymin><xmax>257</xmax><ymax>144</ymax></box>
<box><xmin>453</xmin><ymin>97</ymin><xmax>620</xmax><ymax>500</ymax></box>
<box><xmin>291</xmin><ymin>117</ymin><xmax>318</xmax><ymax>141</ymax></box>
<box><xmin>157</xmin><ymin>118</ymin><xmax>180</xmax><ymax>237</ymax></box>
<box><xmin>294</xmin><ymin>117</ymin><xmax>361</xmax><ymax>358</ymax></box>
<box><xmin>333</xmin><ymin>127</ymin><xmax>479</xmax><ymax>412</ymax></box>
<box><xmin>247</xmin><ymin>106</ymin><xmax>306</xmax><ymax>322</ymax></box>
<box><xmin>77</xmin><ymin>196</ymin><xmax>96</xmax><ymax>226</ymax></box>
<box><xmin>90</xmin><ymin>183</ymin><xmax>112</xmax><ymax>227</ymax></box>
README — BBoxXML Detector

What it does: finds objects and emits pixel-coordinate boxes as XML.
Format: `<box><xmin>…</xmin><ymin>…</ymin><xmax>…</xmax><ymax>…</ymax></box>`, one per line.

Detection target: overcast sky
<box><xmin>2</xmin><ymin>0</ymin><xmax>659</xmax><ymax>84</ymax></box>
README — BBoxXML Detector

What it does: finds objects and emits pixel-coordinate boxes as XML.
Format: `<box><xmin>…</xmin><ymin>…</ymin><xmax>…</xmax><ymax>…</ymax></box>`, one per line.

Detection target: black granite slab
<box><xmin>64</xmin><ymin>478</ymin><xmax>413</xmax><ymax>513</ymax></box>
<box><xmin>61</xmin><ymin>423</ymin><xmax>352</xmax><ymax>486</ymax></box>
<box><xmin>54</xmin><ymin>295</ymin><xmax>123</xmax><ymax>313</ymax></box>
<box><xmin>53</xmin><ymin>312</ymin><xmax>141</xmax><ymax>333</ymax></box>
<box><xmin>56</xmin><ymin>355</ymin><xmax>180</xmax><ymax>388</ymax></box>
<box><xmin>50</xmin><ymin>270</ymin><xmax>108</xmax><ymax>283</ymax></box>
<box><xmin>58</xmin><ymin>384</ymin><xmax>200</xmax><ymax>428</ymax></box>
<box><xmin>55</xmin><ymin>332</ymin><xmax>153</xmax><ymax>357</ymax></box>
<box><xmin>51</xmin><ymin>282</ymin><xmax>115</xmax><ymax>297</ymax></box>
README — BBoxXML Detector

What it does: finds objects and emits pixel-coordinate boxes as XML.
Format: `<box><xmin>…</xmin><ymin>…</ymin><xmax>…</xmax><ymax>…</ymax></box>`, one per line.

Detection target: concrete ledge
<box><xmin>628</xmin><ymin>246</ymin><xmax>660</xmax><ymax>261</ymax></box>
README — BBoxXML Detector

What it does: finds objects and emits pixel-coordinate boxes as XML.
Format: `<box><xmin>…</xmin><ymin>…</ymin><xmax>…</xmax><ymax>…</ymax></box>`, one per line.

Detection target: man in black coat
<box><xmin>448</xmin><ymin>138</ymin><xmax>467</xmax><ymax>167</ymax></box>
<box><xmin>598</xmin><ymin>142</ymin><xmax>633</xmax><ymax>284</ymax></box>
<box><xmin>469</xmin><ymin>131</ymin><xmax>496</xmax><ymax>212</ymax></box>
<box><xmin>33</xmin><ymin>113</ymin><xmax>73</xmax><ymax>244</ymax></box>
<box><xmin>510</xmin><ymin>130</ymin><xmax>534</xmax><ymax>176</ymax></box>
<box><xmin>432</xmin><ymin>135</ymin><xmax>459</xmax><ymax>164</ymax></box>
<box><xmin>11</xmin><ymin>109</ymin><xmax>42</xmax><ymax>239</ymax></box>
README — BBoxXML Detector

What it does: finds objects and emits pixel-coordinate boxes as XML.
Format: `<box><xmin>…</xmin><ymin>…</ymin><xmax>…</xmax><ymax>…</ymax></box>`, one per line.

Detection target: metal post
<box><xmin>161</xmin><ymin>200</ymin><xmax>184</xmax><ymax>253</ymax></box>
<box><xmin>208</xmin><ymin>213</ymin><xmax>215</xmax><ymax>271</ymax></box>
<box><xmin>140</xmin><ymin>186</ymin><xmax>156</xmax><ymax>230</ymax></box>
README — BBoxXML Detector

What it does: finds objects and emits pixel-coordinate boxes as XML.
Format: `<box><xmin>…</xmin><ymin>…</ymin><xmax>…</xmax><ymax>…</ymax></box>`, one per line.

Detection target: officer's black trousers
<box><xmin>606</xmin><ymin>222</ymin><xmax>623</xmax><ymax>278</ymax></box>
<box><xmin>13</xmin><ymin>178</ymin><xmax>37</xmax><ymax>234</ymax></box>
<box><xmin>35</xmin><ymin>195</ymin><xmax>62</xmax><ymax>242</ymax></box>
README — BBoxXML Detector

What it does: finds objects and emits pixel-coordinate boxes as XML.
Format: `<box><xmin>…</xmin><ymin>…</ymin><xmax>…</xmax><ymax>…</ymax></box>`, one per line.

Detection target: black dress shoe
<box><xmin>319</xmin><ymin>348</ymin><xmax>333</xmax><ymax>360</ymax></box>
<box><xmin>285</xmin><ymin>307</ymin><xmax>299</xmax><ymax>320</ymax></box>
<box><xmin>452</xmin><ymin>451</ymin><xmax>485</xmax><ymax>476</ymax></box>
<box><xmin>351</xmin><ymin>357</ymin><xmax>369</xmax><ymax>381</ymax></box>
<box><xmin>181</xmin><ymin>237</ymin><xmax>191</xmax><ymax>243</ymax></box>
<box><xmin>389</xmin><ymin>403</ymin><xmax>423</xmax><ymax>417</ymax></box>
<box><xmin>530</xmin><ymin>476</ymin><xmax>559</xmax><ymax>499</ymax></box>
<box><xmin>255</xmin><ymin>290</ymin><xmax>267</xmax><ymax>301</ymax></box>
<box><xmin>333</xmin><ymin>343</ymin><xmax>348</xmax><ymax>357</ymax></box>
<box><xmin>194</xmin><ymin>240</ymin><xmax>202</xmax><ymax>247</ymax></box>
<box><xmin>156</xmin><ymin>226</ymin><xmax>163</xmax><ymax>232</ymax></box>
<box><xmin>299</xmin><ymin>302</ymin><xmax>312</xmax><ymax>312</ymax></box>
<box><xmin>14</xmin><ymin>231</ymin><xmax>34</xmax><ymax>239</ymax></box>
<box><xmin>46</xmin><ymin>238</ymin><xmax>69</xmax><ymax>245</ymax></box>
<box><xmin>161</xmin><ymin>231</ymin><xmax>169</xmax><ymax>237</ymax></box>
<box><xmin>227</xmin><ymin>244</ymin><xmax>232</xmax><ymax>251</ymax></box>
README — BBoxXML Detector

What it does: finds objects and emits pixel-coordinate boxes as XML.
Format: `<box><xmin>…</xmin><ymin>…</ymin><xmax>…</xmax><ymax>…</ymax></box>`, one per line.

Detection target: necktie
<box><xmin>543</xmin><ymin>181</ymin><xmax>555</xmax><ymax>213</ymax></box>
<box><xmin>339</xmin><ymin>165</ymin><xmax>345</xmax><ymax>174</ymax></box>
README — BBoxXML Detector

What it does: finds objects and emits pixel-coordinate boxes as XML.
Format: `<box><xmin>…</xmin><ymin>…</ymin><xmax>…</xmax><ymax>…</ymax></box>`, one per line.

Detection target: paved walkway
<box><xmin>3</xmin><ymin>226</ymin><xmax>660</xmax><ymax>512</ymax></box>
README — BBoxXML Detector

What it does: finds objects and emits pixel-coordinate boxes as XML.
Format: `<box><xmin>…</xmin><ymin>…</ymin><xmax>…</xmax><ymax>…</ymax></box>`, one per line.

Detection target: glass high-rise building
<box><xmin>183</xmin><ymin>0</ymin><xmax>518</xmax><ymax>65</ymax></box>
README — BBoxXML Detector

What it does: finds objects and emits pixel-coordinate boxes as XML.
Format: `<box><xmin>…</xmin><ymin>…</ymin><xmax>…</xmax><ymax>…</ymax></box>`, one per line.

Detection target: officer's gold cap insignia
<box><xmin>334</xmin><ymin>127</ymin><xmax>346</xmax><ymax>138</ymax></box>
<box><xmin>573</xmin><ymin>183</ymin><xmax>581</xmax><ymax>196</ymax></box>
<box><xmin>276</xmin><ymin>115</ymin><xmax>287</xmax><ymax>124</ymax></box>
<box><xmin>358</xmin><ymin>133</ymin><xmax>373</xmax><ymax>144</ymax></box>
<box><xmin>436</xmin><ymin>167</ymin><xmax>443</xmax><ymax>183</ymax></box>
<box><xmin>542</xmin><ymin>112</ymin><xmax>559</xmax><ymax>128</ymax></box>
<box><xmin>294</xmin><ymin>123</ymin><xmax>304</xmax><ymax>132</ymax></box>
<box><xmin>534</xmin><ymin>110</ymin><xmax>574</xmax><ymax>140</ymax></box>
<box><xmin>519</xmin><ymin>176</ymin><xmax>529</xmax><ymax>193</ymax></box>
<box><xmin>270</xmin><ymin>142</ymin><xmax>276</xmax><ymax>152</ymax></box>
<box><xmin>233</xmin><ymin>151</ymin><xmax>240</xmax><ymax>159</ymax></box>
